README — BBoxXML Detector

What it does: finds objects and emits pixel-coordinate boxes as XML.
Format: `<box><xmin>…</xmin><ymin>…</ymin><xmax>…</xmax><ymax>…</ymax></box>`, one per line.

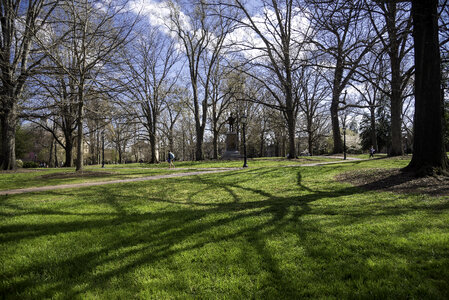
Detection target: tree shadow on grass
<box><xmin>1</xmin><ymin>168</ymin><xmax>448</xmax><ymax>298</ymax></box>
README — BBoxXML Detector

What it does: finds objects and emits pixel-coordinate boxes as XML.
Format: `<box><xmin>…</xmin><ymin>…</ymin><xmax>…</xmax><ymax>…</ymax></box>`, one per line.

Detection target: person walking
<box><xmin>167</xmin><ymin>151</ymin><xmax>175</xmax><ymax>168</ymax></box>
<box><xmin>369</xmin><ymin>146</ymin><xmax>375</xmax><ymax>158</ymax></box>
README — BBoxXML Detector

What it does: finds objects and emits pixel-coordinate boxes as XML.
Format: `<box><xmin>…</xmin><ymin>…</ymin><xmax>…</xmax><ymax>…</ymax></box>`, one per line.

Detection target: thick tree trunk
<box><xmin>195</xmin><ymin>128</ymin><xmax>204</xmax><ymax>161</ymax></box>
<box><xmin>390</xmin><ymin>93</ymin><xmax>403</xmax><ymax>156</ymax></box>
<box><xmin>168</xmin><ymin>128</ymin><xmax>174</xmax><ymax>153</ymax></box>
<box><xmin>118</xmin><ymin>146</ymin><xmax>122</xmax><ymax>164</ymax></box>
<box><xmin>406</xmin><ymin>0</ymin><xmax>448</xmax><ymax>175</ymax></box>
<box><xmin>212</xmin><ymin>129</ymin><xmax>219</xmax><ymax>159</ymax></box>
<box><xmin>308</xmin><ymin>131</ymin><xmax>313</xmax><ymax>156</ymax></box>
<box><xmin>1</xmin><ymin>104</ymin><xmax>17</xmax><ymax>170</ymax></box>
<box><xmin>331</xmin><ymin>57</ymin><xmax>344</xmax><ymax>154</ymax></box>
<box><xmin>307</xmin><ymin>116</ymin><xmax>313</xmax><ymax>155</ymax></box>
<box><xmin>390</xmin><ymin>56</ymin><xmax>403</xmax><ymax>156</ymax></box>
<box><xmin>385</xmin><ymin>3</ymin><xmax>404</xmax><ymax>157</ymax></box>
<box><xmin>64</xmin><ymin>138</ymin><xmax>73</xmax><ymax>167</ymax></box>
<box><xmin>48</xmin><ymin>138</ymin><xmax>54</xmax><ymax>167</ymax></box>
<box><xmin>149</xmin><ymin>132</ymin><xmax>158</xmax><ymax>164</ymax></box>
<box><xmin>331</xmin><ymin>99</ymin><xmax>343</xmax><ymax>153</ymax></box>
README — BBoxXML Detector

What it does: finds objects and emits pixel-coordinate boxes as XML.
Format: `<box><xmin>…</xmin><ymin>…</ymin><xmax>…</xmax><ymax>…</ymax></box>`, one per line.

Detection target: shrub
<box><xmin>22</xmin><ymin>161</ymin><xmax>39</xmax><ymax>168</ymax></box>
<box><xmin>16</xmin><ymin>159</ymin><xmax>23</xmax><ymax>168</ymax></box>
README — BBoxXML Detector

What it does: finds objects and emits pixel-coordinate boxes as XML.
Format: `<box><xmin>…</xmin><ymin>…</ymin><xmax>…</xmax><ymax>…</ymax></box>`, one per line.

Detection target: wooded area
<box><xmin>1</xmin><ymin>0</ymin><xmax>448</xmax><ymax>175</ymax></box>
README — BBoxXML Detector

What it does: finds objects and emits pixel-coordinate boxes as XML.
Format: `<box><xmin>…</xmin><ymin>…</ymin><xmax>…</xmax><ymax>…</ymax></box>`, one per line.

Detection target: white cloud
<box><xmin>128</xmin><ymin>0</ymin><xmax>190</xmax><ymax>34</ymax></box>
<box><xmin>225</xmin><ymin>5</ymin><xmax>314</xmax><ymax>62</ymax></box>
<box><xmin>128</xmin><ymin>0</ymin><xmax>315</xmax><ymax>65</ymax></box>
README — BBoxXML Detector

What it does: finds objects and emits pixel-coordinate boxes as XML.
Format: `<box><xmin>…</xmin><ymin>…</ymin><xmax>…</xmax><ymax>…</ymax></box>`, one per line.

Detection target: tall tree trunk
<box><xmin>182</xmin><ymin>127</ymin><xmax>186</xmax><ymax>161</ymax></box>
<box><xmin>150</xmin><ymin>132</ymin><xmax>158</xmax><ymax>164</ymax></box>
<box><xmin>54</xmin><ymin>142</ymin><xmax>59</xmax><ymax>167</ymax></box>
<box><xmin>286</xmin><ymin>108</ymin><xmax>296</xmax><ymax>159</ymax></box>
<box><xmin>406</xmin><ymin>0</ymin><xmax>448</xmax><ymax>175</ymax></box>
<box><xmin>331</xmin><ymin>57</ymin><xmax>344</xmax><ymax>154</ymax></box>
<box><xmin>390</xmin><ymin>55</ymin><xmax>403</xmax><ymax>156</ymax></box>
<box><xmin>48</xmin><ymin>138</ymin><xmax>54</xmax><ymax>167</ymax></box>
<box><xmin>390</xmin><ymin>89</ymin><xmax>403</xmax><ymax>156</ymax></box>
<box><xmin>1</xmin><ymin>102</ymin><xmax>17</xmax><ymax>170</ymax></box>
<box><xmin>212</xmin><ymin>129</ymin><xmax>219</xmax><ymax>159</ymax></box>
<box><xmin>331</xmin><ymin>99</ymin><xmax>343</xmax><ymax>153</ymax></box>
<box><xmin>195</xmin><ymin>127</ymin><xmax>204</xmax><ymax>161</ymax></box>
<box><xmin>118</xmin><ymin>146</ymin><xmax>122</xmax><ymax>164</ymax></box>
<box><xmin>307</xmin><ymin>115</ymin><xmax>313</xmax><ymax>155</ymax></box>
<box><xmin>308</xmin><ymin>131</ymin><xmax>313</xmax><ymax>156</ymax></box>
<box><xmin>75</xmin><ymin>99</ymin><xmax>84</xmax><ymax>172</ymax></box>
<box><xmin>369</xmin><ymin>107</ymin><xmax>378</xmax><ymax>152</ymax></box>
<box><xmin>64</xmin><ymin>137</ymin><xmax>74</xmax><ymax>167</ymax></box>
<box><xmin>386</xmin><ymin>3</ymin><xmax>404</xmax><ymax>156</ymax></box>
<box><xmin>96</xmin><ymin>128</ymin><xmax>100</xmax><ymax>164</ymax></box>
<box><xmin>169</xmin><ymin>127</ymin><xmax>174</xmax><ymax>153</ymax></box>
<box><xmin>150</xmin><ymin>109</ymin><xmax>159</xmax><ymax>163</ymax></box>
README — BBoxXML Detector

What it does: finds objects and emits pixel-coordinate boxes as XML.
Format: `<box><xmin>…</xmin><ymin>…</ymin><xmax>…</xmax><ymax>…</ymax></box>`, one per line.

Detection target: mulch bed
<box><xmin>336</xmin><ymin>168</ymin><xmax>449</xmax><ymax>197</ymax></box>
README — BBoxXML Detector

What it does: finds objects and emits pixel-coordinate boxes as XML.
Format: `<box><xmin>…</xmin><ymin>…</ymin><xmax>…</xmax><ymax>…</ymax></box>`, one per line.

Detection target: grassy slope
<box><xmin>1</xmin><ymin>157</ymin><xmax>448</xmax><ymax>299</ymax></box>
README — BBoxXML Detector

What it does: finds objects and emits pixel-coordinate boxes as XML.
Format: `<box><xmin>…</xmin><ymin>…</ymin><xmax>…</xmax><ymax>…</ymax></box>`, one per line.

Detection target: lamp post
<box><xmin>102</xmin><ymin>130</ymin><xmax>105</xmax><ymax>168</ymax></box>
<box><xmin>343</xmin><ymin>123</ymin><xmax>347</xmax><ymax>160</ymax></box>
<box><xmin>241</xmin><ymin>114</ymin><xmax>248</xmax><ymax>168</ymax></box>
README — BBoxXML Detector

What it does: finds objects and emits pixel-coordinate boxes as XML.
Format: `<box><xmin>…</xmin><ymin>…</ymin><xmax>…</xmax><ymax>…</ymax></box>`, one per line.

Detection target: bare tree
<box><xmin>0</xmin><ymin>0</ymin><xmax>60</xmax><ymax>170</ymax></box>
<box><xmin>306</xmin><ymin>0</ymin><xmax>377</xmax><ymax>154</ymax></box>
<box><xmin>122</xmin><ymin>27</ymin><xmax>181</xmax><ymax>163</ymax></box>
<box><xmin>350</xmin><ymin>50</ymin><xmax>390</xmax><ymax>152</ymax></box>
<box><xmin>296</xmin><ymin>66</ymin><xmax>330</xmax><ymax>155</ymax></box>
<box><xmin>221</xmin><ymin>0</ymin><xmax>314</xmax><ymax>159</ymax></box>
<box><xmin>39</xmin><ymin>0</ymin><xmax>135</xmax><ymax>171</ymax></box>
<box><xmin>109</xmin><ymin>114</ymin><xmax>133</xmax><ymax>164</ymax></box>
<box><xmin>366</xmin><ymin>1</ymin><xmax>413</xmax><ymax>156</ymax></box>
<box><xmin>160</xmin><ymin>85</ymin><xmax>187</xmax><ymax>153</ymax></box>
<box><xmin>208</xmin><ymin>63</ymin><xmax>236</xmax><ymax>159</ymax></box>
<box><xmin>24</xmin><ymin>70</ymin><xmax>79</xmax><ymax>166</ymax></box>
<box><xmin>167</xmin><ymin>0</ymin><xmax>233</xmax><ymax>160</ymax></box>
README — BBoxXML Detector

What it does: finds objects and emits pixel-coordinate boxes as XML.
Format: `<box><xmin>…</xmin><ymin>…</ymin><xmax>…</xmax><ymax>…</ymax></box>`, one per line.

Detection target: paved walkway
<box><xmin>0</xmin><ymin>169</ymin><xmax>239</xmax><ymax>196</ymax></box>
<box><xmin>0</xmin><ymin>158</ymin><xmax>366</xmax><ymax>196</ymax></box>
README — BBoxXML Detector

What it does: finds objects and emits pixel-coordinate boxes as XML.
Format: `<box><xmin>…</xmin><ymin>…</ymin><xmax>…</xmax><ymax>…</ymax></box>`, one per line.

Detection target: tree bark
<box><xmin>63</xmin><ymin>132</ymin><xmax>74</xmax><ymax>167</ymax></box>
<box><xmin>1</xmin><ymin>102</ymin><xmax>17</xmax><ymax>170</ymax></box>
<box><xmin>406</xmin><ymin>0</ymin><xmax>448</xmax><ymax>175</ymax></box>
<box><xmin>331</xmin><ymin>99</ymin><xmax>343</xmax><ymax>153</ymax></box>
<box><xmin>48</xmin><ymin>138</ymin><xmax>54</xmax><ymax>168</ymax></box>
<box><xmin>369</xmin><ymin>107</ymin><xmax>378</xmax><ymax>152</ymax></box>
<box><xmin>195</xmin><ymin>126</ymin><xmax>204</xmax><ymax>161</ymax></box>
<box><xmin>390</xmin><ymin>85</ymin><xmax>403</xmax><ymax>156</ymax></box>
<box><xmin>387</xmin><ymin>3</ymin><xmax>404</xmax><ymax>156</ymax></box>
<box><xmin>308</xmin><ymin>131</ymin><xmax>313</xmax><ymax>156</ymax></box>
<box><xmin>149</xmin><ymin>131</ymin><xmax>158</xmax><ymax>164</ymax></box>
<box><xmin>75</xmin><ymin>98</ymin><xmax>84</xmax><ymax>172</ymax></box>
<box><xmin>212</xmin><ymin>128</ymin><xmax>219</xmax><ymax>159</ymax></box>
<box><xmin>54</xmin><ymin>142</ymin><xmax>59</xmax><ymax>167</ymax></box>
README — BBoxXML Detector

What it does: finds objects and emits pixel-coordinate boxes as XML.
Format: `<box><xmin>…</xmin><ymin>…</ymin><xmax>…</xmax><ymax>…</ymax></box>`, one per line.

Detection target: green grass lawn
<box><xmin>0</xmin><ymin>157</ymin><xmax>341</xmax><ymax>191</ymax></box>
<box><xmin>134</xmin><ymin>156</ymin><xmax>340</xmax><ymax>169</ymax></box>
<box><xmin>0</xmin><ymin>167</ymin><xmax>199</xmax><ymax>191</ymax></box>
<box><xmin>1</xmin><ymin>157</ymin><xmax>448</xmax><ymax>299</ymax></box>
